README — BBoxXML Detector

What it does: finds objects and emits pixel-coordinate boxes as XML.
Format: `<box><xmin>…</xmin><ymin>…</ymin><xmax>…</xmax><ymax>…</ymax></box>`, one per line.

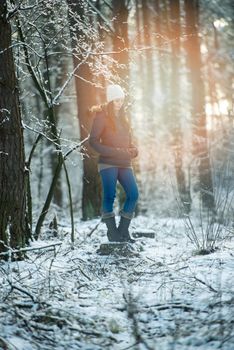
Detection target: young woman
<box><xmin>89</xmin><ymin>84</ymin><xmax>139</xmax><ymax>243</ymax></box>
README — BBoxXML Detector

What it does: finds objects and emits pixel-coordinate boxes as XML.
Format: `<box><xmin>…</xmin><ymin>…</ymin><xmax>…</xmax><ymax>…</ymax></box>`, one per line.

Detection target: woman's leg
<box><xmin>99</xmin><ymin>167</ymin><xmax>118</xmax><ymax>214</ymax></box>
<box><xmin>117</xmin><ymin>168</ymin><xmax>139</xmax><ymax>215</ymax></box>
<box><xmin>116</xmin><ymin>168</ymin><xmax>138</xmax><ymax>243</ymax></box>
<box><xmin>99</xmin><ymin>167</ymin><xmax>120</xmax><ymax>242</ymax></box>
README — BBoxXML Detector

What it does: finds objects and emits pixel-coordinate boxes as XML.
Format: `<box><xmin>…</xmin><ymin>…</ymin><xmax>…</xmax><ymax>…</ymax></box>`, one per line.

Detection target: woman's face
<box><xmin>113</xmin><ymin>98</ymin><xmax>124</xmax><ymax>112</ymax></box>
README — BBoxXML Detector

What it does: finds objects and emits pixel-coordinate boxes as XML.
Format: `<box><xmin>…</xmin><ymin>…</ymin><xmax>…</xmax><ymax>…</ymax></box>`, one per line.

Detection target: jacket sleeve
<box><xmin>128</xmin><ymin>127</ymin><xmax>134</xmax><ymax>147</ymax></box>
<box><xmin>129</xmin><ymin>128</ymin><xmax>138</xmax><ymax>148</ymax></box>
<box><xmin>128</xmin><ymin>128</ymin><xmax>138</xmax><ymax>158</ymax></box>
<box><xmin>89</xmin><ymin>113</ymin><xmax>129</xmax><ymax>157</ymax></box>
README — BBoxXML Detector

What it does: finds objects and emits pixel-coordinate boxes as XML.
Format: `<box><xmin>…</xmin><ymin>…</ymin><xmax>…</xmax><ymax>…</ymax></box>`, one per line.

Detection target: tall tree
<box><xmin>154</xmin><ymin>0</ymin><xmax>170</xmax><ymax>125</ymax></box>
<box><xmin>169</xmin><ymin>0</ymin><xmax>191</xmax><ymax>213</ymax></box>
<box><xmin>142</xmin><ymin>0</ymin><xmax>155</xmax><ymax>121</ymax></box>
<box><xmin>112</xmin><ymin>0</ymin><xmax>130</xmax><ymax>90</ymax></box>
<box><xmin>184</xmin><ymin>0</ymin><xmax>215</xmax><ymax>211</ymax></box>
<box><xmin>111</xmin><ymin>0</ymin><xmax>142</xmax><ymax>213</ymax></box>
<box><xmin>17</xmin><ymin>11</ymin><xmax>68</xmax><ymax>238</ymax></box>
<box><xmin>135</xmin><ymin>0</ymin><xmax>144</xmax><ymax>99</ymax></box>
<box><xmin>0</xmin><ymin>0</ymin><xmax>28</xmax><ymax>256</ymax></box>
<box><xmin>67</xmin><ymin>0</ymin><xmax>101</xmax><ymax>220</ymax></box>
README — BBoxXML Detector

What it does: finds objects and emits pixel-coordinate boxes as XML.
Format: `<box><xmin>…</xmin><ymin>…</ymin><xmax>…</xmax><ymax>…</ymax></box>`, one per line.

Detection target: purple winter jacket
<box><xmin>89</xmin><ymin>111</ymin><xmax>134</xmax><ymax>167</ymax></box>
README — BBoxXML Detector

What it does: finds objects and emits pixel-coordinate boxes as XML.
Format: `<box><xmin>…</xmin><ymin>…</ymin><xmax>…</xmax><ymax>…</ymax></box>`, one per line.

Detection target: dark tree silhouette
<box><xmin>67</xmin><ymin>0</ymin><xmax>102</xmax><ymax>220</ymax></box>
<box><xmin>112</xmin><ymin>0</ymin><xmax>130</xmax><ymax>89</ymax></box>
<box><xmin>169</xmin><ymin>0</ymin><xmax>191</xmax><ymax>213</ymax></box>
<box><xmin>0</xmin><ymin>0</ymin><xmax>28</xmax><ymax>257</ymax></box>
<box><xmin>184</xmin><ymin>0</ymin><xmax>215</xmax><ymax>212</ymax></box>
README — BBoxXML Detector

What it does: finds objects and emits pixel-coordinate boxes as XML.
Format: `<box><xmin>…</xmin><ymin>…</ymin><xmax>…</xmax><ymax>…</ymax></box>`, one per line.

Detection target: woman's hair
<box><xmin>89</xmin><ymin>102</ymin><xmax>130</xmax><ymax>132</ymax></box>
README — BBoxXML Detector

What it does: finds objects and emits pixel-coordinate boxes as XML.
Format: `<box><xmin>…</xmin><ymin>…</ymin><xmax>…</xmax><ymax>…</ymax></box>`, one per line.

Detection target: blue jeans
<box><xmin>100</xmin><ymin>167</ymin><xmax>139</xmax><ymax>215</ymax></box>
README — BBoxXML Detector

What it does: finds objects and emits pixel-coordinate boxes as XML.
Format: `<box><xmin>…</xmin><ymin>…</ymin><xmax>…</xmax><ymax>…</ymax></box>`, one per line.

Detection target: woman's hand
<box><xmin>128</xmin><ymin>146</ymin><xmax>138</xmax><ymax>158</ymax></box>
<box><xmin>113</xmin><ymin>147</ymin><xmax>138</xmax><ymax>159</ymax></box>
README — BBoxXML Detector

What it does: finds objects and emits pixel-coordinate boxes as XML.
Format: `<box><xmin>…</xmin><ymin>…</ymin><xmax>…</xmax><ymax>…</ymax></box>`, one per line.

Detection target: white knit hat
<box><xmin>106</xmin><ymin>84</ymin><xmax>125</xmax><ymax>103</ymax></box>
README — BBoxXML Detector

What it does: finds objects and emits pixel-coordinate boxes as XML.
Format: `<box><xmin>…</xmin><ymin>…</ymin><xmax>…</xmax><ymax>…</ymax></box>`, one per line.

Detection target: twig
<box><xmin>63</xmin><ymin>162</ymin><xmax>75</xmax><ymax>245</ymax></box>
<box><xmin>87</xmin><ymin>221</ymin><xmax>101</xmax><ymax>237</ymax></box>
<box><xmin>34</xmin><ymin>137</ymin><xmax>88</xmax><ymax>240</ymax></box>
<box><xmin>0</xmin><ymin>337</ymin><xmax>18</xmax><ymax>350</ymax></box>
<box><xmin>193</xmin><ymin>276</ymin><xmax>218</xmax><ymax>293</ymax></box>
<box><xmin>15</xmin><ymin>309</ymin><xmax>55</xmax><ymax>332</ymax></box>
<box><xmin>0</xmin><ymin>242</ymin><xmax>62</xmax><ymax>256</ymax></box>
<box><xmin>77</xmin><ymin>266</ymin><xmax>92</xmax><ymax>281</ymax></box>
<box><xmin>125</xmin><ymin>291</ymin><xmax>154</xmax><ymax>350</ymax></box>
<box><xmin>52</xmin><ymin>51</ymin><xmax>90</xmax><ymax>105</ymax></box>
<box><xmin>87</xmin><ymin>0</ymin><xmax>114</xmax><ymax>33</ymax></box>
<box><xmin>121</xmin><ymin>342</ymin><xmax>141</xmax><ymax>350</ymax></box>
<box><xmin>9</xmin><ymin>282</ymin><xmax>36</xmax><ymax>303</ymax></box>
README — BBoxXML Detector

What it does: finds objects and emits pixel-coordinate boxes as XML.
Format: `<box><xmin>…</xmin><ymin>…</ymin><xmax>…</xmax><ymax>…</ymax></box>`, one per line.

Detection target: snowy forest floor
<box><xmin>0</xmin><ymin>215</ymin><xmax>234</xmax><ymax>350</ymax></box>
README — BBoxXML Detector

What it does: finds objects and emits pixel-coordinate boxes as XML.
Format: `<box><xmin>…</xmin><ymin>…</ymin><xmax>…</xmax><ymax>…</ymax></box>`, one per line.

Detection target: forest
<box><xmin>0</xmin><ymin>0</ymin><xmax>233</xmax><ymax>349</ymax></box>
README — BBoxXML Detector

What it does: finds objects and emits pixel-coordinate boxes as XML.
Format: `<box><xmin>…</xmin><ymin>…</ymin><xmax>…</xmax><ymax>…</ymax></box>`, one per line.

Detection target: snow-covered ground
<box><xmin>0</xmin><ymin>215</ymin><xmax>234</xmax><ymax>350</ymax></box>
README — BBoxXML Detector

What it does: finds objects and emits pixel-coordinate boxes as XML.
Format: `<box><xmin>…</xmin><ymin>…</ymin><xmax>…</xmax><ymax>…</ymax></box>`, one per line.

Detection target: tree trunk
<box><xmin>112</xmin><ymin>0</ymin><xmax>130</xmax><ymax>90</ymax></box>
<box><xmin>111</xmin><ymin>0</ymin><xmax>142</xmax><ymax>215</ymax></box>
<box><xmin>184</xmin><ymin>0</ymin><xmax>215</xmax><ymax>211</ymax></box>
<box><xmin>169</xmin><ymin>0</ymin><xmax>191</xmax><ymax>214</ymax></box>
<box><xmin>0</xmin><ymin>1</ymin><xmax>28</xmax><ymax>256</ymax></box>
<box><xmin>154</xmin><ymin>0</ymin><xmax>170</xmax><ymax>124</ymax></box>
<box><xmin>67</xmin><ymin>0</ymin><xmax>102</xmax><ymax>220</ymax></box>
<box><xmin>135</xmin><ymin>0</ymin><xmax>144</xmax><ymax>101</ymax></box>
<box><xmin>95</xmin><ymin>0</ymin><xmax>106</xmax><ymax>100</ymax></box>
<box><xmin>142</xmin><ymin>0</ymin><xmax>155</xmax><ymax>121</ymax></box>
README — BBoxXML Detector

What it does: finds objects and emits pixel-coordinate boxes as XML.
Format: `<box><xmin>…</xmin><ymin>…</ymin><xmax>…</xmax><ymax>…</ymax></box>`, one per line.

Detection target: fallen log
<box><xmin>97</xmin><ymin>242</ymin><xmax>139</xmax><ymax>257</ymax></box>
<box><xmin>131</xmin><ymin>229</ymin><xmax>155</xmax><ymax>238</ymax></box>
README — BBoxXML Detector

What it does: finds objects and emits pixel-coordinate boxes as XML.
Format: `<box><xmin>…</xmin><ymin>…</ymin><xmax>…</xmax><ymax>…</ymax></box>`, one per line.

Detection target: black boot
<box><xmin>118</xmin><ymin>212</ymin><xmax>135</xmax><ymax>243</ymax></box>
<box><xmin>102</xmin><ymin>214</ymin><xmax>121</xmax><ymax>242</ymax></box>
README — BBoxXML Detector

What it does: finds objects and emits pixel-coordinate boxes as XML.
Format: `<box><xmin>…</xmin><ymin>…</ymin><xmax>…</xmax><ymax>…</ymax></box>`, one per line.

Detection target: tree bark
<box><xmin>0</xmin><ymin>0</ymin><xmax>28</xmax><ymax>256</ymax></box>
<box><xmin>184</xmin><ymin>0</ymin><xmax>215</xmax><ymax>211</ymax></box>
